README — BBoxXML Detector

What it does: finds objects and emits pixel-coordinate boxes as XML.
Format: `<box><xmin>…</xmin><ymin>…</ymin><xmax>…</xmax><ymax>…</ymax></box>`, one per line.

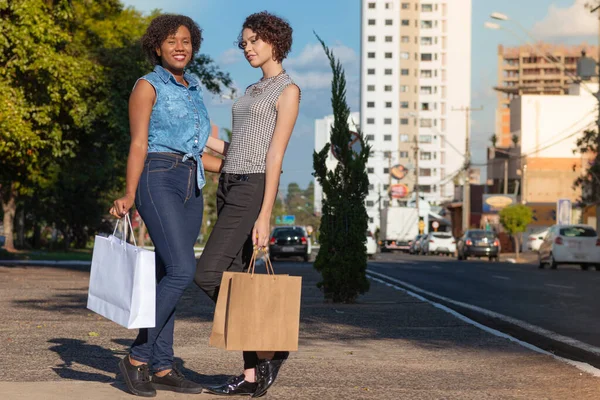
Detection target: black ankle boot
<box><xmin>253</xmin><ymin>352</ymin><xmax>289</xmax><ymax>398</ymax></box>
<box><xmin>204</xmin><ymin>374</ymin><xmax>258</xmax><ymax>396</ymax></box>
<box><xmin>118</xmin><ymin>355</ymin><xmax>156</xmax><ymax>397</ymax></box>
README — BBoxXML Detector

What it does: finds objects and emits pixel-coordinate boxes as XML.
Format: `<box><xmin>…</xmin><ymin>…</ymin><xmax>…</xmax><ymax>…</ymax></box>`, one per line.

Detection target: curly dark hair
<box><xmin>237</xmin><ymin>11</ymin><xmax>293</xmax><ymax>63</ymax></box>
<box><xmin>141</xmin><ymin>14</ymin><xmax>203</xmax><ymax>66</ymax></box>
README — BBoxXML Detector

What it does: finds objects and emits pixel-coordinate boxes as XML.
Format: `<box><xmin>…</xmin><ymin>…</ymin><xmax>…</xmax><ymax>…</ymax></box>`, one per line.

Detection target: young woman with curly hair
<box><xmin>110</xmin><ymin>14</ymin><xmax>224</xmax><ymax>397</ymax></box>
<box><xmin>194</xmin><ymin>11</ymin><xmax>300</xmax><ymax>398</ymax></box>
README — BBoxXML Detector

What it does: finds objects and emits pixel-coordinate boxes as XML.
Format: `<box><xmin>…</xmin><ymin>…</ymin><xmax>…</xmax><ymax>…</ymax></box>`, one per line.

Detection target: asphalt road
<box><xmin>368</xmin><ymin>252</ymin><xmax>600</xmax><ymax>353</ymax></box>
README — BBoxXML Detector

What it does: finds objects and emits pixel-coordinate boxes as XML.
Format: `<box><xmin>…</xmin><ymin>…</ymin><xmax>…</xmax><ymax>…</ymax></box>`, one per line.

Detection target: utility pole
<box><xmin>453</xmin><ymin>106</ymin><xmax>483</xmax><ymax>233</ymax></box>
<box><xmin>504</xmin><ymin>159</ymin><xmax>509</xmax><ymax>194</ymax></box>
<box><xmin>387</xmin><ymin>152</ymin><xmax>392</xmax><ymax>202</ymax></box>
<box><xmin>413</xmin><ymin>135</ymin><xmax>420</xmax><ymax>218</ymax></box>
<box><xmin>522</xmin><ymin>164</ymin><xmax>528</xmax><ymax>204</ymax></box>
<box><xmin>591</xmin><ymin>5</ymin><xmax>600</xmax><ymax>232</ymax></box>
<box><xmin>377</xmin><ymin>183</ymin><xmax>382</xmax><ymax>233</ymax></box>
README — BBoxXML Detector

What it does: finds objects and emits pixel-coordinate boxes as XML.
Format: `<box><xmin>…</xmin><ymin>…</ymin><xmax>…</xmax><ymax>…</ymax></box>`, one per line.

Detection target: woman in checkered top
<box><xmin>196</xmin><ymin>11</ymin><xmax>300</xmax><ymax>398</ymax></box>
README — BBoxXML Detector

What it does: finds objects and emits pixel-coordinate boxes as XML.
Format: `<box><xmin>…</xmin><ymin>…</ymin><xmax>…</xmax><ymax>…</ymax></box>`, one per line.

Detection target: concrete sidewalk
<box><xmin>1</xmin><ymin>262</ymin><xmax>600</xmax><ymax>399</ymax></box>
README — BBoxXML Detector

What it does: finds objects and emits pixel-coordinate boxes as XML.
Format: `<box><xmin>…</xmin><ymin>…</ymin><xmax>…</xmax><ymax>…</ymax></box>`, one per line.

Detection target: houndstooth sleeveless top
<box><xmin>222</xmin><ymin>72</ymin><xmax>300</xmax><ymax>174</ymax></box>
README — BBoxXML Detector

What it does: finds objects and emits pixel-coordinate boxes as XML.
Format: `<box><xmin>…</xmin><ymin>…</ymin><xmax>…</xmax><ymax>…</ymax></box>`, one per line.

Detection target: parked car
<box><xmin>409</xmin><ymin>234</ymin><xmax>424</xmax><ymax>255</ymax></box>
<box><xmin>527</xmin><ymin>228</ymin><xmax>549</xmax><ymax>252</ymax></box>
<box><xmin>269</xmin><ymin>226</ymin><xmax>311</xmax><ymax>262</ymax></box>
<box><xmin>538</xmin><ymin>225</ymin><xmax>600</xmax><ymax>270</ymax></box>
<box><xmin>366</xmin><ymin>231</ymin><xmax>377</xmax><ymax>258</ymax></box>
<box><xmin>416</xmin><ymin>235</ymin><xmax>429</xmax><ymax>255</ymax></box>
<box><xmin>457</xmin><ymin>230</ymin><xmax>500</xmax><ymax>261</ymax></box>
<box><xmin>422</xmin><ymin>232</ymin><xmax>456</xmax><ymax>256</ymax></box>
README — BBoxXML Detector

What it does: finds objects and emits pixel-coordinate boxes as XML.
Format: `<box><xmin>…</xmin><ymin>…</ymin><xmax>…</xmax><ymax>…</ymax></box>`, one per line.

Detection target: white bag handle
<box><xmin>112</xmin><ymin>214</ymin><xmax>138</xmax><ymax>247</ymax></box>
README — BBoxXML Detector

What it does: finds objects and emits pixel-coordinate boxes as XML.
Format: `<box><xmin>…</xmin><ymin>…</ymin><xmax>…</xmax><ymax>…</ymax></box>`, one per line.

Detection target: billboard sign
<box><xmin>390</xmin><ymin>184</ymin><xmax>409</xmax><ymax>199</ymax></box>
<box><xmin>482</xmin><ymin>194</ymin><xmax>516</xmax><ymax>213</ymax></box>
<box><xmin>390</xmin><ymin>164</ymin><xmax>408</xmax><ymax>180</ymax></box>
<box><xmin>557</xmin><ymin>199</ymin><xmax>572</xmax><ymax>225</ymax></box>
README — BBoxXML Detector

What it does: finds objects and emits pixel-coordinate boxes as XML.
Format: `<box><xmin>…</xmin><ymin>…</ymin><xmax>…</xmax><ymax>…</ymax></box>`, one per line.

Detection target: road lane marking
<box><xmin>365</xmin><ymin>268</ymin><xmax>600</xmax><ymax>377</ymax></box>
<box><xmin>431</xmin><ymin>265</ymin><xmax>442</xmax><ymax>270</ymax></box>
<box><xmin>492</xmin><ymin>275</ymin><xmax>510</xmax><ymax>280</ymax></box>
<box><xmin>545</xmin><ymin>283</ymin><xmax>575</xmax><ymax>289</ymax></box>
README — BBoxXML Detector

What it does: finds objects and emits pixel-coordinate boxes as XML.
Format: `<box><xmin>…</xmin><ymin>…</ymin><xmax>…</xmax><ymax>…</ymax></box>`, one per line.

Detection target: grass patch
<box><xmin>0</xmin><ymin>248</ymin><xmax>93</xmax><ymax>261</ymax></box>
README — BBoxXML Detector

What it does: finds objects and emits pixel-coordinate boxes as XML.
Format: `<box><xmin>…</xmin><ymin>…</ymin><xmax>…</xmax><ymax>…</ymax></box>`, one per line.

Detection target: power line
<box><xmin>472</xmin><ymin>119</ymin><xmax>597</xmax><ymax>168</ymax></box>
<box><xmin>472</xmin><ymin>107</ymin><xmax>597</xmax><ymax>168</ymax></box>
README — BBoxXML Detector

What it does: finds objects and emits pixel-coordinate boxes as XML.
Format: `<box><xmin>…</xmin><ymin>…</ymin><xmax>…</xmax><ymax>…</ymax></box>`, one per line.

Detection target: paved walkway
<box><xmin>0</xmin><ymin>261</ymin><xmax>599</xmax><ymax>399</ymax></box>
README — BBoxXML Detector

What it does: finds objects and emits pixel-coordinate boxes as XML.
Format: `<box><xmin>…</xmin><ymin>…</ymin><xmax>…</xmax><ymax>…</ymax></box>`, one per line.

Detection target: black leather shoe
<box><xmin>204</xmin><ymin>374</ymin><xmax>258</xmax><ymax>396</ymax></box>
<box><xmin>152</xmin><ymin>366</ymin><xmax>203</xmax><ymax>394</ymax></box>
<box><xmin>118</xmin><ymin>355</ymin><xmax>156</xmax><ymax>397</ymax></box>
<box><xmin>253</xmin><ymin>352</ymin><xmax>289</xmax><ymax>398</ymax></box>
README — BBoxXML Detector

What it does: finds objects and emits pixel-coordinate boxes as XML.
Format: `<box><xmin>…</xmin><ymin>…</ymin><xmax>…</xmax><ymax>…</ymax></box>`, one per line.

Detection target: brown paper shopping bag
<box><xmin>208</xmin><ymin>271</ymin><xmax>235</xmax><ymax>349</ymax></box>
<box><xmin>209</xmin><ymin>249</ymin><xmax>301</xmax><ymax>351</ymax></box>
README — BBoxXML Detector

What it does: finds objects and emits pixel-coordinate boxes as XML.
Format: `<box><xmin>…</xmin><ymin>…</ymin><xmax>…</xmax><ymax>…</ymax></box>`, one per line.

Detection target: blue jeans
<box><xmin>130</xmin><ymin>152</ymin><xmax>204</xmax><ymax>372</ymax></box>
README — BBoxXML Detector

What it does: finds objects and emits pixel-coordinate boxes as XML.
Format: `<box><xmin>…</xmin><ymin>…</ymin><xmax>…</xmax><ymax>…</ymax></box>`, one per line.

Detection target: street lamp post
<box><xmin>590</xmin><ymin>5</ymin><xmax>600</xmax><ymax>232</ymax></box>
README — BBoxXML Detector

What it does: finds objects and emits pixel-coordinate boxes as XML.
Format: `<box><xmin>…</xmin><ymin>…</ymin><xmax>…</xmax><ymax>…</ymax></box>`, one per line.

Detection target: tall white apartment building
<box><xmin>361</xmin><ymin>0</ymin><xmax>471</xmax><ymax>229</ymax></box>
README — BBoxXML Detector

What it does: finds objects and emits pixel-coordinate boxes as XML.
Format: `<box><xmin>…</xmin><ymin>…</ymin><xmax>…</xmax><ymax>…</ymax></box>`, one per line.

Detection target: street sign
<box><xmin>275</xmin><ymin>216</ymin><xmax>282</xmax><ymax>224</ymax></box>
<box><xmin>390</xmin><ymin>184</ymin><xmax>409</xmax><ymax>199</ymax></box>
<box><xmin>282</xmin><ymin>215</ymin><xmax>296</xmax><ymax>225</ymax></box>
<box><xmin>557</xmin><ymin>199</ymin><xmax>572</xmax><ymax>225</ymax></box>
<box><xmin>331</xmin><ymin>131</ymin><xmax>362</xmax><ymax>161</ymax></box>
<box><xmin>390</xmin><ymin>164</ymin><xmax>408</xmax><ymax>180</ymax></box>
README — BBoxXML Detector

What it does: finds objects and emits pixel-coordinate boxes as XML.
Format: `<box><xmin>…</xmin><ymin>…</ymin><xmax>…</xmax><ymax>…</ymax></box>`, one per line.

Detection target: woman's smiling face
<box><xmin>157</xmin><ymin>25</ymin><xmax>193</xmax><ymax>73</ymax></box>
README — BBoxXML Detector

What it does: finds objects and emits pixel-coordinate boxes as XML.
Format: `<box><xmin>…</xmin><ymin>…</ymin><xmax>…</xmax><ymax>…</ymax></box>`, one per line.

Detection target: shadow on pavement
<box><xmin>10</xmin><ymin>261</ymin><xmax>535</xmax><ymax>369</ymax></box>
<box><xmin>48</xmin><ymin>338</ymin><xmax>229</xmax><ymax>386</ymax></box>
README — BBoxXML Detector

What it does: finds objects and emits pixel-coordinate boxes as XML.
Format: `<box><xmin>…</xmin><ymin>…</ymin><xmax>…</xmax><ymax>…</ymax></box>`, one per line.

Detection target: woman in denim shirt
<box><xmin>110</xmin><ymin>15</ymin><xmax>222</xmax><ymax>397</ymax></box>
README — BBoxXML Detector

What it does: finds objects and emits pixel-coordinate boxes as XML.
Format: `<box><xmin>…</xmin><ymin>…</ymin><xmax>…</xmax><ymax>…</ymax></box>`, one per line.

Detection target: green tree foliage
<box><xmin>0</xmin><ymin>0</ymin><xmax>233</xmax><ymax>250</ymax></box>
<box><xmin>574</xmin><ymin>128</ymin><xmax>599</xmax><ymax>206</ymax></box>
<box><xmin>499</xmin><ymin>204</ymin><xmax>532</xmax><ymax>260</ymax></box>
<box><xmin>0</xmin><ymin>0</ymin><xmax>100</xmax><ymax>250</ymax></box>
<box><xmin>312</xmin><ymin>34</ymin><xmax>371</xmax><ymax>303</ymax></box>
<box><xmin>490</xmin><ymin>134</ymin><xmax>497</xmax><ymax>148</ymax></box>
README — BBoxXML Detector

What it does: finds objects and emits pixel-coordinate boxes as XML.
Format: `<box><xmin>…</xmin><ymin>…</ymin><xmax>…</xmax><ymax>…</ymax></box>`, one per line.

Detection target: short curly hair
<box><xmin>237</xmin><ymin>12</ymin><xmax>293</xmax><ymax>63</ymax></box>
<box><xmin>141</xmin><ymin>14</ymin><xmax>203</xmax><ymax>66</ymax></box>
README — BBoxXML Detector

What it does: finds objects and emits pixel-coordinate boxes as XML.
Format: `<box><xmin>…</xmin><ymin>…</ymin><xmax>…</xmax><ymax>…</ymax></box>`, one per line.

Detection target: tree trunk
<box><xmin>32</xmin><ymin>222</ymin><xmax>41</xmax><ymax>249</ymax></box>
<box><xmin>17</xmin><ymin>207</ymin><xmax>25</xmax><ymax>248</ymax></box>
<box><xmin>1</xmin><ymin>183</ymin><xmax>17</xmax><ymax>252</ymax></box>
<box><xmin>514</xmin><ymin>234</ymin><xmax>520</xmax><ymax>261</ymax></box>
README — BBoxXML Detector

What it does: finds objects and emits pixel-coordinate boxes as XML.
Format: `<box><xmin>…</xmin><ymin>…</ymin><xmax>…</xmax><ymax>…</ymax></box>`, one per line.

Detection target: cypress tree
<box><xmin>312</xmin><ymin>34</ymin><xmax>371</xmax><ymax>303</ymax></box>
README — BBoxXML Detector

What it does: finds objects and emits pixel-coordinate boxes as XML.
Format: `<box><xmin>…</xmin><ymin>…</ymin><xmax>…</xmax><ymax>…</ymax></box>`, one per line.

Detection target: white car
<box><xmin>538</xmin><ymin>225</ymin><xmax>600</xmax><ymax>270</ymax></box>
<box><xmin>366</xmin><ymin>231</ymin><xmax>377</xmax><ymax>257</ymax></box>
<box><xmin>527</xmin><ymin>228</ymin><xmax>549</xmax><ymax>252</ymax></box>
<box><xmin>422</xmin><ymin>232</ymin><xmax>456</xmax><ymax>255</ymax></box>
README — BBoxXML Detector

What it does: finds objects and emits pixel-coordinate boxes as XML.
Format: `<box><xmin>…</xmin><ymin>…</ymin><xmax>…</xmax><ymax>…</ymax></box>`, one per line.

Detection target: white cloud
<box><xmin>282</xmin><ymin>41</ymin><xmax>360</xmax><ymax>121</ymax></box>
<box><xmin>286</xmin><ymin>43</ymin><xmax>359</xmax><ymax>70</ymax></box>
<box><xmin>287</xmin><ymin>69</ymin><xmax>333</xmax><ymax>90</ymax></box>
<box><xmin>218</xmin><ymin>48</ymin><xmax>243</xmax><ymax>66</ymax></box>
<box><xmin>531</xmin><ymin>0</ymin><xmax>597</xmax><ymax>38</ymax></box>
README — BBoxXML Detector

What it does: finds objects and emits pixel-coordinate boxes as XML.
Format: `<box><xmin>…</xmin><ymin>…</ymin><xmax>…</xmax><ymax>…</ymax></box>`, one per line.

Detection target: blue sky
<box><xmin>121</xmin><ymin>0</ymin><xmax>598</xmax><ymax>192</ymax></box>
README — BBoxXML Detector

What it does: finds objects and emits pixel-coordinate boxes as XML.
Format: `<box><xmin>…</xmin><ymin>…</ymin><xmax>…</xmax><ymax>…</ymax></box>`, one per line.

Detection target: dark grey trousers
<box><xmin>195</xmin><ymin>172</ymin><xmax>265</xmax><ymax>369</ymax></box>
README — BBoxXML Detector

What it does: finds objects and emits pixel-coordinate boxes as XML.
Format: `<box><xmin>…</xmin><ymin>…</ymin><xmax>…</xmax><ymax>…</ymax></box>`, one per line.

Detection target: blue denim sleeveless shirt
<box><xmin>139</xmin><ymin>65</ymin><xmax>211</xmax><ymax>189</ymax></box>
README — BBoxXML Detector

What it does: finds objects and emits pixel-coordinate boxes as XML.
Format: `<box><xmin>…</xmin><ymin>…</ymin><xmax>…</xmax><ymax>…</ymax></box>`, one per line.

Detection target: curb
<box><xmin>0</xmin><ymin>260</ymin><xmax>92</xmax><ymax>268</ymax></box>
<box><xmin>366</xmin><ymin>270</ymin><xmax>600</xmax><ymax>370</ymax></box>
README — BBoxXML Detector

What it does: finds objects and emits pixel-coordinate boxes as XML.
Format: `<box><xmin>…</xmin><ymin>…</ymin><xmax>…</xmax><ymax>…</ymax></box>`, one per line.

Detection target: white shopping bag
<box><xmin>87</xmin><ymin>215</ymin><xmax>156</xmax><ymax>329</ymax></box>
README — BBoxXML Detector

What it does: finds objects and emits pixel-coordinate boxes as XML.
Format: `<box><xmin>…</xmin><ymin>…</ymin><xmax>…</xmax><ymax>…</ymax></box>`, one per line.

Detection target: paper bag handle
<box><xmin>247</xmin><ymin>245</ymin><xmax>275</xmax><ymax>276</ymax></box>
<box><xmin>112</xmin><ymin>214</ymin><xmax>137</xmax><ymax>247</ymax></box>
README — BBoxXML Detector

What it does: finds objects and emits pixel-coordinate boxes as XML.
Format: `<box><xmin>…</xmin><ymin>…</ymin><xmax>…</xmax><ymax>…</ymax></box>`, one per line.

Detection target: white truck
<box><xmin>379</xmin><ymin>206</ymin><xmax>420</xmax><ymax>252</ymax></box>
